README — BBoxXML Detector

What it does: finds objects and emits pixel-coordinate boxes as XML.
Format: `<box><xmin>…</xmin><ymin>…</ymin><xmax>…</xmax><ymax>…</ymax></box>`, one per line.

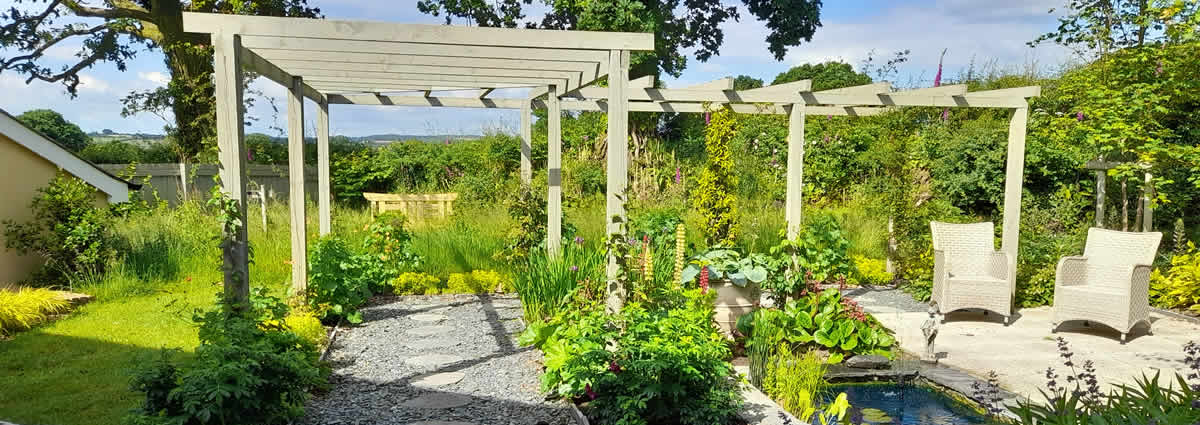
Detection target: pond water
<box><xmin>826</xmin><ymin>384</ymin><xmax>994</xmax><ymax>425</ymax></box>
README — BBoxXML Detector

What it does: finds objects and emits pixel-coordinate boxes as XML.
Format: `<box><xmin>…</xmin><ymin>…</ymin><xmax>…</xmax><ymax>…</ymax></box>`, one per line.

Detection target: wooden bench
<box><xmin>363</xmin><ymin>192</ymin><xmax>458</xmax><ymax>220</ymax></box>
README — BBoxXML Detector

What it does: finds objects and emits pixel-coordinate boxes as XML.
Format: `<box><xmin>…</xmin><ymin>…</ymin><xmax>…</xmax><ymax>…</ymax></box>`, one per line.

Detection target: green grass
<box><xmin>0</xmin><ymin>201</ymin><xmax>370</xmax><ymax>425</ymax></box>
<box><xmin>408</xmin><ymin>206</ymin><xmax>510</xmax><ymax>278</ymax></box>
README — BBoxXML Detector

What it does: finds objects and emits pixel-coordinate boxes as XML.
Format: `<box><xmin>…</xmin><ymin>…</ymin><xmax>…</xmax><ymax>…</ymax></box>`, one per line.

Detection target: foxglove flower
<box><xmin>941</xmin><ymin>109</ymin><xmax>950</xmax><ymax>121</ymax></box>
<box><xmin>675</xmin><ymin>167</ymin><xmax>682</xmax><ymax>184</ymax></box>
<box><xmin>704</xmin><ymin>112</ymin><xmax>711</xmax><ymax>125</ymax></box>
<box><xmin>934</xmin><ymin>52</ymin><xmax>944</xmax><ymax>87</ymax></box>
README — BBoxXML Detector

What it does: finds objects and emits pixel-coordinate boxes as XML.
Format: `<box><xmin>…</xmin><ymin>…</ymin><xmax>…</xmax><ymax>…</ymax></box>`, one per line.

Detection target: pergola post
<box><xmin>520</xmin><ymin>99</ymin><xmax>533</xmax><ymax>186</ymax></box>
<box><xmin>1143</xmin><ymin>172</ymin><xmax>1153</xmax><ymax>232</ymax></box>
<box><xmin>287</xmin><ymin>75</ymin><xmax>309</xmax><ymax>297</ymax></box>
<box><xmin>785</xmin><ymin>103</ymin><xmax>806</xmax><ymax>240</ymax></box>
<box><xmin>1001</xmin><ymin>105</ymin><xmax>1029</xmax><ymax>297</ymax></box>
<box><xmin>317</xmin><ymin>98</ymin><xmax>331</xmax><ymax>236</ymax></box>
<box><xmin>1095</xmin><ymin>167</ymin><xmax>1107</xmax><ymax>228</ymax></box>
<box><xmin>547</xmin><ymin>84</ymin><xmax>562</xmax><ymax>257</ymax></box>
<box><xmin>213</xmin><ymin>32</ymin><xmax>250</xmax><ymax>306</ymax></box>
<box><xmin>605</xmin><ymin>49</ymin><xmax>629</xmax><ymax>314</ymax></box>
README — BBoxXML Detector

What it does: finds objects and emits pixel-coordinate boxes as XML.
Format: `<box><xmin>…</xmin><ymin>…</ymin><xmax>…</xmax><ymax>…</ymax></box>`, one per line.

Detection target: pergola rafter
<box><xmin>185</xmin><ymin>11</ymin><xmax>1039</xmax><ymax>313</ymax></box>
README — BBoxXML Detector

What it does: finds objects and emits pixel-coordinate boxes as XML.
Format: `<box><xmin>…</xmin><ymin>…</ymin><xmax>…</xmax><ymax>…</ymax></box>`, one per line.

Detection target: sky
<box><xmin>0</xmin><ymin>0</ymin><xmax>1074</xmax><ymax>137</ymax></box>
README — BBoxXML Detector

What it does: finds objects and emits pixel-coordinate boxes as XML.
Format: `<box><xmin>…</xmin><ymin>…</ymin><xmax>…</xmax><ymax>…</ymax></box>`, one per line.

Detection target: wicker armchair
<box><xmin>930</xmin><ymin>221</ymin><xmax>1014</xmax><ymax>324</ymax></box>
<box><xmin>1052</xmin><ymin>228</ymin><xmax>1162</xmax><ymax>343</ymax></box>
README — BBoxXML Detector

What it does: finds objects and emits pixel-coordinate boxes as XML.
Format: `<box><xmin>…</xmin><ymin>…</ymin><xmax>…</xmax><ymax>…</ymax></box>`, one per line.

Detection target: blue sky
<box><xmin>0</xmin><ymin>0</ymin><xmax>1073</xmax><ymax>137</ymax></box>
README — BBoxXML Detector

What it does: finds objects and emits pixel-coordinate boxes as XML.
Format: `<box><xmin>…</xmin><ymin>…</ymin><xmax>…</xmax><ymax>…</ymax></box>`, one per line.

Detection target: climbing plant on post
<box><xmin>693</xmin><ymin>106</ymin><xmax>739</xmax><ymax>246</ymax></box>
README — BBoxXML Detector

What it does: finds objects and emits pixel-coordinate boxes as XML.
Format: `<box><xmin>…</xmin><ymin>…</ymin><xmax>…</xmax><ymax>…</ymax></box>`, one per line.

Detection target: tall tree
<box><xmin>415</xmin><ymin>0</ymin><xmax>824</xmax><ymax>79</ymax></box>
<box><xmin>732</xmin><ymin>74</ymin><xmax>763</xmax><ymax>90</ymax></box>
<box><xmin>1</xmin><ymin>1</ymin><xmax>322</xmax><ymax>162</ymax></box>
<box><xmin>772</xmin><ymin>61</ymin><xmax>871</xmax><ymax>91</ymax></box>
<box><xmin>16</xmin><ymin>108</ymin><xmax>90</xmax><ymax>152</ymax></box>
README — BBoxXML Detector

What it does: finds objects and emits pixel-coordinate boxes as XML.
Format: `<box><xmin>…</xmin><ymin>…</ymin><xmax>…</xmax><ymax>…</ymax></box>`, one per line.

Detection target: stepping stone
<box><xmin>405</xmin><ymin>354</ymin><xmax>465</xmax><ymax>369</ymax></box>
<box><xmin>407</xmin><ymin>325</ymin><xmax>451</xmax><ymax>336</ymax></box>
<box><xmin>401</xmin><ymin>393</ymin><xmax>473</xmax><ymax>409</ymax></box>
<box><xmin>404</xmin><ymin>338</ymin><xmax>460</xmax><ymax>351</ymax></box>
<box><xmin>411</xmin><ymin>313</ymin><xmax>449</xmax><ymax>322</ymax></box>
<box><xmin>411</xmin><ymin>371</ymin><xmax>466</xmax><ymax>388</ymax></box>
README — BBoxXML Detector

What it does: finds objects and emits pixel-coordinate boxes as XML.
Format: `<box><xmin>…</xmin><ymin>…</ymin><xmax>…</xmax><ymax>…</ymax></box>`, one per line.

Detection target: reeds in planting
<box><xmin>511</xmin><ymin>242</ymin><xmax>605</xmax><ymax>323</ymax></box>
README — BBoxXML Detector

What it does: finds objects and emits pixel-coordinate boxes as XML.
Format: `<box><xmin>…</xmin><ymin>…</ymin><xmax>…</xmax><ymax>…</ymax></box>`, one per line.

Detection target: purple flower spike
<box><xmin>941</xmin><ymin>109</ymin><xmax>950</xmax><ymax>121</ymax></box>
<box><xmin>574</xmin><ymin>236</ymin><xmax>585</xmax><ymax>244</ymax></box>
<box><xmin>674</xmin><ymin>167</ymin><xmax>682</xmax><ymax>184</ymax></box>
<box><xmin>1076</xmin><ymin>112</ymin><xmax>1085</xmax><ymax>122</ymax></box>
<box><xmin>1155</xmin><ymin>60</ymin><xmax>1164</xmax><ymax>76</ymax></box>
<box><xmin>247</xmin><ymin>150</ymin><xmax>254</xmax><ymax>162</ymax></box>
<box><xmin>570</xmin><ymin>265</ymin><xmax>579</xmax><ymax>272</ymax></box>
<box><xmin>826</xmin><ymin>114</ymin><xmax>832</xmax><ymax>120</ymax></box>
<box><xmin>704</xmin><ymin>112</ymin><xmax>711</xmax><ymax>125</ymax></box>
<box><xmin>585</xmin><ymin>384</ymin><xmax>597</xmax><ymax>400</ymax></box>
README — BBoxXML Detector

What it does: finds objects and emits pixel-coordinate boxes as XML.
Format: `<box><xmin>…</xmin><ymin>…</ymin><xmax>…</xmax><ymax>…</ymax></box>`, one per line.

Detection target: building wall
<box><xmin>0</xmin><ymin>133</ymin><xmax>109</xmax><ymax>284</ymax></box>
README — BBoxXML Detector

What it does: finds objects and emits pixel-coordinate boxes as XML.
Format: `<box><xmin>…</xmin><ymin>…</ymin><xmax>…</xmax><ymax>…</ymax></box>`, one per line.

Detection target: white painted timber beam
<box><xmin>287</xmin><ymin>75</ymin><xmax>309</xmax><ymax>297</ymax></box>
<box><xmin>893</xmin><ymin>84</ymin><xmax>968</xmax><ymax>96</ymax></box>
<box><xmin>1001</xmin><ymin>104</ymin><xmax>1030</xmax><ymax>297</ymax></box>
<box><xmin>815</xmin><ymin>82</ymin><xmax>891</xmax><ymax>95</ymax></box>
<box><xmin>183</xmin><ymin>12</ymin><xmax>654</xmax><ymax>50</ymax></box>
<box><xmin>326</xmin><ymin>94</ymin><xmax>527</xmax><ymax>108</ymax></box>
<box><xmin>605</xmin><ymin>49</ymin><xmax>630</xmax><ymax>314</ymax></box>
<box><xmin>253</xmin><ymin>49</ymin><xmax>601</xmax><ymax>73</ymax></box>
<box><xmin>630</xmin><ymin>75</ymin><xmax>656</xmax><ymax>88</ymax></box>
<box><xmin>311</xmin><ymin>85</ymin><xmax>449</xmax><ymax>93</ymax></box>
<box><xmin>743</xmin><ymin>79</ymin><xmax>812</xmax><ymax>93</ymax></box>
<box><xmin>479</xmin><ymin>88</ymin><xmax>495</xmax><ymax>99</ymax></box>
<box><xmin>569</xmin><ymin>87</ymin><xmax>816</xmax><ymax>103</ymax></box>
<box><xmin>520</xmin><ymin>100</ymin><xmax>532</xmax><ymax>184</ymax></box>
<box><xmin>241</xmin><ymin>36</ymin><xmax>612</xmax><ymax>63</ymax></box>
<box><xmin>547</xmin><ymin>84</ymin><xmax>562</xmax><ymax>258</ymax></box>
<box><xmin>317</xmin><ymin>99</ymin><xmax>331</xmax><ymax>236</ymax></box>
<box><xmin>786</xmin><ymin>103</ymin><xmax>806</xmax><ymax>239</ymax></box>
<box><xmin>240</xmin><ymin>46</ymin><xmax>323</xmax><ymax>101</ymax></box>
<box><xmin>963</xmin><ymin>86</ymin><xmax>1042</xmax><ymax>99</ymax></box>
<box><xmin>292</xmin><ymin>70</ymin><xmax>565</xmax><ymax>87</ymax></box>
<box><xmin>678</xmin><ymin>77</ymin><xmax>733</xmax><ymax>90</ymax></box>
<box><xmin>554</xmin><ymin>100</ymin><xmax>885</xmax><ymax>116</ymax></box>
<box><xmin>213</xmin><ymin>31</ymin><xmax>250</xmax><ymax>304</ymax></box>
<box><xmin>272</xmin><ymin>60</ymin><xmax>581</xmax><ymax>88</ymax></box>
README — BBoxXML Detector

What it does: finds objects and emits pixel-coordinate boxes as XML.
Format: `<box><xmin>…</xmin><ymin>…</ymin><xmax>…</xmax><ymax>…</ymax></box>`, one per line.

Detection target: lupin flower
<box><xmin>673</xmin><ymin>224</ymin><xmax>686</xmax><ymax>286</ymax></box>
<box><xmin>642</xmin><ymin>235</ymin><xmax>652</xmax><ymax>279</ymax></box>
<box><xmin>675</xmin><ymin>167</ymin><xmax>682</xmax><ymax>184</ymax></box>
<box><xmin>699</xmin><ymin>266</ymin><xmax>710</xmax><ymax>294</ymax></box>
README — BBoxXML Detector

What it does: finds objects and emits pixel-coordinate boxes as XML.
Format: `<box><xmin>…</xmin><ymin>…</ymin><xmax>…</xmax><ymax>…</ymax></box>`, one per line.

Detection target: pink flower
<box><xmin>585</xmin><ymin>384</ymin><xmax>597</xmax><ymax>400</ymax></box>
<box><xmin>699</xmin><ymin>266</ymin><xmax>710</xmax><ymax>295</ymax></box>
<box><xmin>247</xmin><ymin>150</ymin><xmax>254</xmax><ymax>162</ymax></box>
<box><xmin>1155</xmin><ymin>60</ymin><xmax>1164</xmax><ymax>76</ymax></box>
<box><xmin>674</xmin><ymin>167</ymin><xmax>682</xmax><ymax>184</ymax></box>
<box><xmin>1076</xmin><ymin>112</ymin><xmax>1085</xmax><ymax>122</ymax></box>
<box><xmin>609</xmin><ymin>360</ymin><xmax>622</xmax><ymax>373</ymax></box>
<box><xmin>941</xmin><ymin>109</ymin><xmax>950</xmax><ymax>121</ymax></box>
<box><xmin>570</xmin><ymin>265</ymin><xmax>579</xmax><ymax>272</ymax></box>
<box><xmin>934</xmin><ymin>52</ymin><xmax>945</xmax><ymax>87</ymax></box>
<box><xmin>704</xmin><ymin>112</ymin><xmax>711</xmax><ymax>125</ymax></box>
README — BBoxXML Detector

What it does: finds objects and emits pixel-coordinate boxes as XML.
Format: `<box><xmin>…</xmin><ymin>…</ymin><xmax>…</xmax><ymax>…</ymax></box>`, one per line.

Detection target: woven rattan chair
<box><xmin>931</xmin><ymin>221</ymin><xmax>1014</xmax><ymax>325</ymax></box>
<box><xmin>1052</xmin><ymin>228</ymin><xmax>1162</xmax><ymax>343</ymax></box>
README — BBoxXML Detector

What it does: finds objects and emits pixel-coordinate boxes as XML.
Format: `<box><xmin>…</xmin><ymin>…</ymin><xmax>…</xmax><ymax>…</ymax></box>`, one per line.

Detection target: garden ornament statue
<box><xmin>921</xmin><ymin>302</ymin><xmax>940</xmax><ymax>364</ymax></box>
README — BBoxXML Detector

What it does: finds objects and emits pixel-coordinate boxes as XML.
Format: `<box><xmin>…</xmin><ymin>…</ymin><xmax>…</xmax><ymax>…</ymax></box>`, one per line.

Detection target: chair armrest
<box><xmin>1055</xmin><ymin>256</ymin><xmax>1088</xmax><ymax>287</ymax></box>
<box><xmin>988</xmin><ymin>251</ymin><xmax>1010</xmax><ymax>280</ymax></box>
<box><xmin>1128</xmin><ymin>264</ymin><xmax>1153</xmax><ymax>300</ymax></box>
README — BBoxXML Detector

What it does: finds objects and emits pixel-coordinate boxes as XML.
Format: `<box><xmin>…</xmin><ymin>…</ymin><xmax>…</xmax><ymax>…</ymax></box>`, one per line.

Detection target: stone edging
<box><xmin>1152</xmin><ymin>307</ymin><xmax>1200</xmax><ymax>325</ymax></box>
<box><xmin>319</xmin><ymin>318</ymin><xmax>343</xmax><ymax>363</ymax></box>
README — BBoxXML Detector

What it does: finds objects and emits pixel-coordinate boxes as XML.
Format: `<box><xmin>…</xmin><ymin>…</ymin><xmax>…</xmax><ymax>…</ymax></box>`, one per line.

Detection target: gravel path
<box><xmin>302</xmin><ymin>294</ymin><xmax>575</xmax><ymax>425</ymax></box>
<box><xmin>841</xmin><ymin>284</ymin><xmax>928</xmax><ymax>313</ymax></box>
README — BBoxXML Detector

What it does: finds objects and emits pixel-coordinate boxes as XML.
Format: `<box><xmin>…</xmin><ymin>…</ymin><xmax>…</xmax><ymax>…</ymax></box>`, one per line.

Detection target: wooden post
<box><xmin>212</xmin><ymin>32</ymin><xmax>250</xmax><ymax>306</ymax></box>
<box><xmin>1001</xmin><ymin>106</ymin><xmax>1029</xmax><ymax>297</ymax></box>
<box><xmin>520</xmin><ymin>99</ymin><xmax>533</xmax><ymax>186</ymax></box>
<box><xmin>179</xmin><ymin>161</ymin><xmax>189</xmax><ymax>202</ymax></box>
<box><xmin>287</xmin><ymin>75</ymin><xmax>309</xmax><ymax>297</ymax></box>
<box><xmin>1095</xmin><ymin>169</ymin><xmax>1106</xmax><ymax>228</ymax></box>
<box><xmin>1143</xmin><ymin>171</ymin><xmax>1153</xmax><ymax>232</ymax></box>
<box><xmin>317</xmin><ymin>98</ymin><xmax>332</xmax><ymax>236</ymax></box>
<box><xmin>547</xmin><ymin>84</ymin><xmax>562</xmax><ymax>258</ymax></box>
<box><xmin>785</xmin><ymin>103</ymin><xmax>806</xmax><ymax>240</ymax></box>
<box><xmin>605</xmin><ymin>49</ymin><xmax>629</xmax><ymax>314</ymax></box>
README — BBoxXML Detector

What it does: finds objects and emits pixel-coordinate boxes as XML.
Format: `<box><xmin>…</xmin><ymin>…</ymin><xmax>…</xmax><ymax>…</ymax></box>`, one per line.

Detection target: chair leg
<box><xmin>1120</xmin><ymin>333</ymin><xmax>1127</xmax><ymax>345</ymax></box>
<box><xmin>1050</xmin><ymin>322</ymin><xmax>1058</xmax><ymax>334</ymax></box>
<box><xmin>1002</xmin><ymin>315</ymin><xmax>1010</xmax><ymax>326</ymax></box>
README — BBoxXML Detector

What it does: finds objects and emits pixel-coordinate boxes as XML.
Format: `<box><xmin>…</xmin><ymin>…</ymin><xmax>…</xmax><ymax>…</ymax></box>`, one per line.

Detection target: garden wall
<box><xmin>97</xmin><ymin>163</ymin><xmax>317</xmax><ymax>206</ymax></box>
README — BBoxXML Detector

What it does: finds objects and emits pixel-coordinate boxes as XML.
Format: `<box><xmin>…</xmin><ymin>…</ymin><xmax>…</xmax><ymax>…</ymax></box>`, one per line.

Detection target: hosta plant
<box><xmin>679</xmin><ymin>248</ymin><xmax>770</xmax><ymax>288</ymax></box>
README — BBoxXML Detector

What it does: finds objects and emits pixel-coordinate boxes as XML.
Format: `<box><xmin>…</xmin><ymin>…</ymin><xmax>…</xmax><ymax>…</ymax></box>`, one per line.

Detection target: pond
<box><xmin>827</xmin><ymin>383</ymin><xmax>995</xmax><ymax>425</ymax></box>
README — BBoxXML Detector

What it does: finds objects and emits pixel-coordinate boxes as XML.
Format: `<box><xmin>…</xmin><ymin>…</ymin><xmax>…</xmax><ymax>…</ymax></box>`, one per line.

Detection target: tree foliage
<box><xmin>16</xmin><ymin>109</ymin><xmax>90</xmax><ymax>152</ymax></box>
<box><xmin>415</xmin><ymin>0</ymin><xmax>823</xmax><ymax>78</ymax></box>
<box><xmin>733</xmin><ymin>75</ymin><xmax>764</xmax><ymax>90</ymax></box>
<box><xmin>0</xmin><ymin>0</ymin><xmax>322</xmax><ymax>161</ymax></box>
<box><xmin>771</xmin><ymin>61</ymin><xmax>872</xmax><ymax>91</ymax></box>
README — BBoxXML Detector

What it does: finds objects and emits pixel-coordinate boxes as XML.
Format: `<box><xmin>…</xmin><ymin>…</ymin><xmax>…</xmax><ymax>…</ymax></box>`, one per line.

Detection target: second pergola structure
<box><xmin>184</xmin><ymin>12</ymin><xmax>1040</xmax><ymax>313</ymax></box>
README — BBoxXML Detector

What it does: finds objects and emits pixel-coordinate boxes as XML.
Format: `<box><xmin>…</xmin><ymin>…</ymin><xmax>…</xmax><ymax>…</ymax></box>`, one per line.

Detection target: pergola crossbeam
<box><xmin>271</xmin><ymin>60</ymin><xmax>582</xmax><ymax>89</ymax></box>
<box><xmin>241</xmin><ymin>46</ymin><xmax>323</xmax><ymax>101</ymax></box>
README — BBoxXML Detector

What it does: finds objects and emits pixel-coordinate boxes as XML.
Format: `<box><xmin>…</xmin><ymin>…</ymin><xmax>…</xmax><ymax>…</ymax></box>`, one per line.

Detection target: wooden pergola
<box><xmin>183</xmin><ymin>12</ymin><xmax>1040</xmax><ymax>312</ymax></box>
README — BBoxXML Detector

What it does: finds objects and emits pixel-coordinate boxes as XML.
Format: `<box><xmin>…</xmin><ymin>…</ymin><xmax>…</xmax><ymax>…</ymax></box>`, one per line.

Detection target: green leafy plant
<box><xmin>2</xmin><ymin>173</ymin><xmax>117</xmax><ymax>287</ymax></box>
<box><xmin>282</xmin><ymin>309</ymin><xmax>329</xmax><ymax>349</ymax></box>
<box><xmin>850</xmin><ymin>255</ymin><xmax>892</xmax><ymax>286</ymax></box>
<box><xmin>692</xmin><ymin>106</ymin><xmax>740</xmax><ymax>246</ymax></box>
<box><xmin>742</xmin><ymin>288</ymin><xmax>894</xmax><ymax>363</ymax></box>
<box><xmin>497</xmin><ymin>186</ymin><xmax>548</xmax><ymax>262</ymax></box>
<box><xmin>1150</xmin><ymin>242</ymin><xmax>1200</xmax><ymax>313</ymax></box>
<box><xmin>763</xmin><ymin>215</ymin><xmax>851</xmax><ymax>304</ymax></box>
<box><xmin>445</xmin><ymin>270</ymin><xmax>505</xmax><ymax>294</ymax></box>
<box><xmin>124</xmin><ymin>294</ymin><xmax>328</xmax><ymax>425</ymax></box>
<box><xmin>512</xmin><ymin>242</ymin><xmax>606</xmax><ymax>323</ymax></box>
<box><xmin>679</xmin><ymin>248</ymin><xmax>770</xmax><ymax>288</ymax></box>
<box><xmin>0</xmin><ymin>287</ymin><xmax>71</xmax><ymax>336</ymax></box>
<box><xmin>524</xmin><ymin>288</ymin><xmax>742</xmax><ymax>425</ymax></box>
<box><xmin>391</xmin><ymin>272</ymin><xmax>444</xmax><ymax>295</ymax></box>
<box><xmin>306</xmin><ymin>236</ymin><xmax>372</xmax><ymax>324</ymax></box>
<box><xmin>764</xmin><ymin>346</ymin><xmax>852</xmax><ymax>424</ymax></box>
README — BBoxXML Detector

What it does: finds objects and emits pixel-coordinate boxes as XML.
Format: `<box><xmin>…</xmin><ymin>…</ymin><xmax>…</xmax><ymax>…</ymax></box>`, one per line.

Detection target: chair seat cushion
<box><xmin>947</xmin><ymin>274</ymin><xmax>1005</xmax><ymax>285</ymax></box>
<box><xmin>1057</xmin><ymin>284</ymin><xmax>1125</xmax><ymax>298</ymax></box>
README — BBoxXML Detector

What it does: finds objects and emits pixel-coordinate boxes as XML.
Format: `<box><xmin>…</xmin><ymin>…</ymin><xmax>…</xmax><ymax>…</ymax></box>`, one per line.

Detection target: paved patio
<box><xmin>850</xmin><ymin>288</ymin><xmax>1200</xmax><ymax>399</ymax></box>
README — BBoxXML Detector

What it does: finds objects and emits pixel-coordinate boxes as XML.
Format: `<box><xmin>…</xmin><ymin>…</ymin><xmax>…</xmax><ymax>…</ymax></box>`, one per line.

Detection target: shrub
<box><xmin>0</xmin><ymin>287</ymin><xmax>70</xmax><ymax>335</ymax></box>
<box><xmin>741</xmin><ymin>288</ymin><xmax>894</xmax><ymax>364</ymax></box>
<box><xmin>283</xmin><ymin>310</ymin><xmax>329</xmax><ymax>349</ymax></box>
<box><xmin>1150</xmin><ymin>243</ymin><xmax>1200</xmax><ymax>313</ymax></box>
<box><xmin>763</xmin><ymin>215</ymin><xmax>851</xmax><ymax>304</ymax></box>
<box><xmin>692</xmin><ymin>107</ymin><xmax>739</xmax><ymax>246</ymax></box>
<box><xmin>445</xmin><ymin>270</ymin><xmax>504</xmax><ymax>294</ymax></box>
<box><xmin>497</xmin><ymin>186</ymin><xmax>548</xmax><ymax>261</ymax></box>
<box><xmin>307</xmin><ymin>237</ymin><xmax>372</xmax><ymax>324</ymax></box>
<box><xmin>358</xmin><ymin>212</ymin><xmax>421</xmax><ymax>294</ymax></box>
<box><xmin>850</xmin><ymin>255</ymin><xmax>892</xmax><ymax>286</ymax></box>
<box><xmin>391</xmin><ymin>272</ymin><xmax>444</xmax><ymax>295</ymax></box>
<box><xmin>524</xmin><ymin>289</ymin><xmax>743</xmax><ymax>425</ymax></box>
<box><xmin>125</xmin><ymin>297</ymin><xmax>327</xmax><ymax>425</ymax></box>
<box><xmin>2</xmin><ymin>173</ymin><xmax>116</xmax><ymax>286</ymax></box>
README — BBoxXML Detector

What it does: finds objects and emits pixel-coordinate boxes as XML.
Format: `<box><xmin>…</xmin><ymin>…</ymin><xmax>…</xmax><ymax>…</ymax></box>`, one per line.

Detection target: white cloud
<box><xmin>137</xmin><ymin>71</ymin><xmax>171</xmax><ymax>86</ymax></box>
<box><xmin>76</xmin><ymin>73</ymin><xmax>109</xmax><ymax>92</ymax></box>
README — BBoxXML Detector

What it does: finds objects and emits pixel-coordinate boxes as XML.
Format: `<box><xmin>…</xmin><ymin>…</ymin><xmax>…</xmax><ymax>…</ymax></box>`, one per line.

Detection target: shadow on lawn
<box><xmin>0</xmin><ymin>332</ymin><xmax>181</xmax><ymax>425</ymax></box>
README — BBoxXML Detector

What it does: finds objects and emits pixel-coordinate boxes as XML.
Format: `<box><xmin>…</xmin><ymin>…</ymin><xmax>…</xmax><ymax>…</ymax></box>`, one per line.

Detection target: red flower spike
<box><xmin>699</xmin><ymin>266</ymin><xmax>710</xmax><ymax>295</ymax></box>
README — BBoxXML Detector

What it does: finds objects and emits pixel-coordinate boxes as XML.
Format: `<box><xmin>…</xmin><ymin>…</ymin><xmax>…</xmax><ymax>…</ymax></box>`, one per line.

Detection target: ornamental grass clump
<box><xmin>0</xmin><ymin>287</ymin><xmax>70</xmax><ymax>336</ymax></box>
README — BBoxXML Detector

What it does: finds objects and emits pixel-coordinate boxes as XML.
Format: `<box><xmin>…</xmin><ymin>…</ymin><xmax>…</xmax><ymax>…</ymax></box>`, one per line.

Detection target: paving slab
<box><xmin>854</xmin><ymin>296</ymin><xmax>1200</xmax><ymax>399</ymax></box>
<box><xmin>412</xmin><ymin>313</ymin><xmax>450</xmax><ymax>322</ymax></box>
<box><xmin>405</xmin><ymin>354</ymin><xmax>466</xmax><ymax>370</ymax></box>
<box><xmin>412</xmin><ymin>372</ymin><xmax>467</xmax><ymax>388</ymax></box>
<box><xmin>408</xmin><ymin>325</ymin><xmax>453</xmax><ymax>336</ymax></box>
<box><xmin>402</xmin><ymin>394</ymin><xmax>473</xmax><ymax>409</ymax></box>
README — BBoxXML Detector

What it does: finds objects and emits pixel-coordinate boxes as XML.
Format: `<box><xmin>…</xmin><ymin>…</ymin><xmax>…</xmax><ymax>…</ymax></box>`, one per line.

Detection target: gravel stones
<box><xmin>408</xmin><ymin>325</ymin><xmax>453</xmax><ymax>336</ymax></box>
<box><xmin>300</xmin><ymin>295</ymin><xmax>574</xmax><ymax>425</ymax></box>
